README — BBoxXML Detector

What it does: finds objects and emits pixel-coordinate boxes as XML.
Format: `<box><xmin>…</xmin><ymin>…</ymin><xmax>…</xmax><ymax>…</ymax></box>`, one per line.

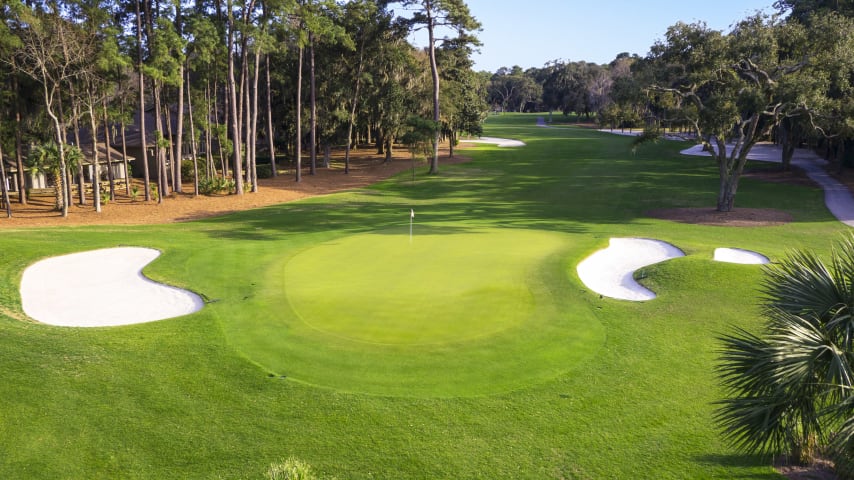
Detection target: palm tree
<box><xmin>716</xmin><ymin>236</ymin><xmax>854</xmax><ymax>475</ymax></box>
<box><xmin>28</xmin><ymin>142</ymin><xmax>81</xmax><ymax>211</ymax></box>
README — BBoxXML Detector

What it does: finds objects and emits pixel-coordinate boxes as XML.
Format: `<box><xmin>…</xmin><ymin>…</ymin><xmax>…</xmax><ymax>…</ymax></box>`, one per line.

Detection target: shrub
<box><xmin>256</xmin><ymin>164</ymin><xmax>273</xmax><ymax>179</ymax></box>
<box><xmin>181</xmin><ymin>159</ymin><xmax>197</xmax><ymax>180</ymax></box>
<box><xmin>198</xmin><ymin>176</ymin><xmax>234</xmax><ymax>195</ymax></box>
<box><xmin>716</xmin><ymin>235</ymin><xmax>854</xmax><ymax>473</ymax></box>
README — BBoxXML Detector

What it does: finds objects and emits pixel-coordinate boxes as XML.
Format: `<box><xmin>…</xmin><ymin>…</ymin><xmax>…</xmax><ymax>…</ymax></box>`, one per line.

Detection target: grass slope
<box><xmin>0</xmin><ymin>113</ymin><xmax>846</xmax><ymax>479</ymax></box>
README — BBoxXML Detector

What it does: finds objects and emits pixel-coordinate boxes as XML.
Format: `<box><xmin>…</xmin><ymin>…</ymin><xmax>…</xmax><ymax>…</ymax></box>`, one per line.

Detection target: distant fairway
<box><xmin>230</xmin><ymin>228</ymin><xmax>606</xmax><ymax>397</ymax></box>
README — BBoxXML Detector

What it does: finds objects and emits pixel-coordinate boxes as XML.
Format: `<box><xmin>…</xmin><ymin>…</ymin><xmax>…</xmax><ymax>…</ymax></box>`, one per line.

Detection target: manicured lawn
<box><xmin>0</xmin><ymin>113</ymin><xmax>846</xmax><ymax>478</ymax></box>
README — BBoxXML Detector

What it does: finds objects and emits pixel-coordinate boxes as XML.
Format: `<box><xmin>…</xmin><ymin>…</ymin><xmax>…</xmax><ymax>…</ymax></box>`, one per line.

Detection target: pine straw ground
<box><xmin>0</xmin><ymin>147</ymin><xmax>470</xmax><ymax>228</ymax></box>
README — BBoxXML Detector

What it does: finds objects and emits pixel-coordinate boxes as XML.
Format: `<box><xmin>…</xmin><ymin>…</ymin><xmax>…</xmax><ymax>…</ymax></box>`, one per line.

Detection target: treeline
<box><xmin>0</xmin><ymin>0</ymin><xmax>485</xmax><ymax>217</ymax></box>
<box><xmin>485</xmin><ymin>0</ymin><xmax>854</xmax><ymax>212</ymax></box>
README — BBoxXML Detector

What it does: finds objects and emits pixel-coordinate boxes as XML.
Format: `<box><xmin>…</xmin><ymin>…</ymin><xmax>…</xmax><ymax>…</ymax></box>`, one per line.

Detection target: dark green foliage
<box><xmin>198</xmin><ymin>176</ymin><xmax>234</xmax><ymax>195</ymax></box>
<box><xmin>256</xmin><ymin>164</ymin><xmax>272</xmax><ymax>179</ymax></box>
<box><xmin>717</xmin><ymin>236</ymin><xmax>854</xmax><ymax>474</ymax></box>
<box><xmin>181</xmin><ymin>159</ymin><xmax>196</xmax><ymax>182</ymax></box>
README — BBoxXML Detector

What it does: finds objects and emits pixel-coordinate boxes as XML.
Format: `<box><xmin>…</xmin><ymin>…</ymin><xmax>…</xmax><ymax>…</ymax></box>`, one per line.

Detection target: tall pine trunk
<box><xmin>265</xmin><ymin>54</ymin><xmax>276</xmax><ymax>177</ymax></box>
<box><xmin>0</xmin><ymin>136</ymin><xmax>11</xmax><ymax>217</ymax></box>
<box><xmin>187</xmin><ymin>68</ymin><xmax>199</xmax><ymax>196</ymax></box>
<box><xmin>153</xmin><ymin>84</ymin><xmax>167</xmax><ymax>202</ymax></box>
<box><xmin>102</xmin><ymin>100</ymin><xmax>115</xmax><ymax>202</ymax></box>
<box><xmin>165</xmin><ymin>94</ymin><xmax>176</xmax><ymax>191</ymax></box>
<box><xmin>227</xmin><ymin>0</ymin><xmax>244</xmax><ymax>194</ymax></box>
<box><xmin>87</xmin><ymin>100</ymin><xmax>102</xmax><ymax>213</ymax></box>
<box><xmin>295</xmin><ymin>46</ymin><xmax>303</xmax><ymax>183</ymax></box>
<box><xmin>426</xmin><ymin>5</ymin><xmax>440</xmax><ymax>174</ymax></box>
<box><xmin>135</xmin><ymin>0</ymin><xmax>151</xmax><ymax>202</ymax></box>
<box><xmin>309</xmin><ymin>37</ymin><xmax>317</xmax><ymax>175</ymax></box>
<box><xmin>13</xmin><ymin>75</ymin><xmax>26</xmax><ymax>204</ymax></box>
<box><xmin>174</xmin><ymin>65</ymin><xmax>185</xmax><ymax>193</ymax></box>
<box><xmin>345</xmin><ymin>31</ymin><xmax>366</xmax><ymax>175</ymax></box>
<box><xmin>250</xmin><ymin>47</ymin><xmax>261</xmax><ymax>192</ymax></box>
<box><xmin>120</xmin><ymin>116</ymin><xmax>130</xmax><ymax>196</ymax></box>
<box><xmin>71</xmin><ymin>101</ymin><xmax>85</xmax><ymax>205</ymax></box>
<box><xmin>243</xmin><ymin>53</ymin><xmax>252</xmax><ymax>188</ymax></box>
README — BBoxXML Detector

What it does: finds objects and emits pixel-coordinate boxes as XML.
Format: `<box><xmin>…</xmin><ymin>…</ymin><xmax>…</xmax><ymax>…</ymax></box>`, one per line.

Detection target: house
<box><xmin>3</xmin><ymin>135</ymin><xmax>133</xmax><ymax>194</ymax></box>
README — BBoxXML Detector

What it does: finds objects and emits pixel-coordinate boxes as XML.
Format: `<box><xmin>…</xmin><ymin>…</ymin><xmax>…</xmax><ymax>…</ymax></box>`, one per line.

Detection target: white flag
<box><xmin>410</xmin><ymin>209</ymin><xmax>415</xmax><ymax>219</ymax></box>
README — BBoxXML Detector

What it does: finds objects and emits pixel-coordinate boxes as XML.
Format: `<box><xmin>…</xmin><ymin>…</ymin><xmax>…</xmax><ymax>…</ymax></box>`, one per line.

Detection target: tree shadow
<box><xmin>693</xmin><ymin>453</ymin><xmax>782</xmax><ymax>479</ymax></box>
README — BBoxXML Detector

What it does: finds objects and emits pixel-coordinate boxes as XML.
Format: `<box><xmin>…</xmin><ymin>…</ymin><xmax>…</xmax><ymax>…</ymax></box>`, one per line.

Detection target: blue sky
<box><xmin>455</xmin><ymin>0</ymin><xmax>777</xmax><ymax>72</ymax></box>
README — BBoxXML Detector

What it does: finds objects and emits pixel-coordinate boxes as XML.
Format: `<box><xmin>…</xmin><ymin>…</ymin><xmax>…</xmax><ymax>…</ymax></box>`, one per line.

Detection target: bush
<box><xmin>181</xmin><ymin>159</ymin><xmax>197</xmax><ymax>180</ymax></box>
<box><xmin>198</xmin><ymin>176</ymin><xmax>234</xmax><ymax>195</ymax></box>
<box><xmin>256</xmin><ymin>164</ymin><xmax>273</xmax><ymax>179</ymax></box>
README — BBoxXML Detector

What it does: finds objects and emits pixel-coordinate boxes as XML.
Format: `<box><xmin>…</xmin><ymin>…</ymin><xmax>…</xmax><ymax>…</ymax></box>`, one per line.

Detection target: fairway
<box><xmin>0</xmin><ymin>113</ymin><xmax>846</xmax><ymax>478</ymax></box>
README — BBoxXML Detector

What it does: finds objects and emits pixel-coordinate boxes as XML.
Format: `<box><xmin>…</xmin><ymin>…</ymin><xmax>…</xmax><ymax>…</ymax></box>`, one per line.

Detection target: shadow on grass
<box><xmin>693</xmin><ymin>454</ymin><xmax>782</xmax><ymax>479</ymax></box>
<box><xmin>192</xmin><ymin>123</ymin><xmax>829</xmax><ymax>243</ymax></box>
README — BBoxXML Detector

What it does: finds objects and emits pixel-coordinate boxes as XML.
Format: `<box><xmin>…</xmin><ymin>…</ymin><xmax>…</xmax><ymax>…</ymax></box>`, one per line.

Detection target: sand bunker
<box><xmin>577</xmin><ymin>238</ymin><xmax>685</xmax><ymax>301</ymax></box>
<box><xmin>460</xmin><ymin>136</ymin><xmax>526</xmax><ymax>147</ymax></box>
<box><xmin>714</xmin><ymin>247</ymin><xmax>769</xmax><ymax>265</ymax></box>
<box><xmin>21</xmin><ymin>247</ymin><xmax>203</xmax><ymax>327</ymax></box>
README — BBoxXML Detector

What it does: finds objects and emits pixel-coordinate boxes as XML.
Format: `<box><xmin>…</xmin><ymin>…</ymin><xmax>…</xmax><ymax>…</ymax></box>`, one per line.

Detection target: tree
<box><xmin>641</xmin><ymin>17</ymin><xmax>806</xmax><ymax>212</ymax></box>
<box><xmin>225</xmin><ymin>0</ymin><xmax>245</xmax><ymax>193</ymax></box>
<box><xmin>437</xmin><ymin>36</ymin><xmax>487</xmax><ymax>156</ymax></box>
<box><xmin>775</xmin><ymin>0</ymin><xmax>854</xmax><ymax>22</ymax></box>
<box><xmin>11</xmin><ymin>5</ymin><xmax>98</xmax><ymax>216</ymax></box>
<box><xmin>0</xmin><ymin>1</ymin><xmax>27</xmax><ymax>206</ymax></box>
<box><xmin>0</xmin><ymin>127</ymin><xmax>12</xmax><ymax>217</ymax></box>
<box><xmin>793</xmin><ymin>12</ymin><xmax>854</xmax><ymax>171</ymax></box>
<box><xmin>488</xmin><ymin>66</ymin><xmax>540</xmax><ymax>113</ymax></box>
<box><xmin>134</xmin><ymin>0</ymin><xmax>151</xmax><ymax>201</ymax></box>
<box><xmin>339</xmin><ymin>0</ymin><xmax>378</xmax><ymax>174</ymax></box>
<box><xmin>717</xmin><ymin>236</ymin><xmax>854</xmax><ymax>475</ymax></box>
<box><xmin>401</xmin><ymin>0</ymin><xmax>480</xmax><ymax>174</ymax></box>
<box><xmin>291</xmin><ymin>0</ymin><xmax>347</xmax><ymax>179</ymax></box>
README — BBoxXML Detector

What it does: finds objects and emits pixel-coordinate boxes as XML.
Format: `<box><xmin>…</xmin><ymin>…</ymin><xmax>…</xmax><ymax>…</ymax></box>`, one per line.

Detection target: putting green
<box><xmin>285</xmin><ymin>231</ymin><xmax>538</xmax><ymax>345</ymax></box>
<box><xmin>226</xmin><ymin>228</ymin><xmax>605</xmax><ymax>397</ymax></box>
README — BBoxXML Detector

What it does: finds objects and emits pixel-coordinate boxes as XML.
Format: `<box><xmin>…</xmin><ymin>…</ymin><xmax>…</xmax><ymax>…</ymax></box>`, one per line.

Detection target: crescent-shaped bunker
<box><xmin>577</xmin><ymin>238</ymin><xmax>685</xmax><ymax>301</ymax></box>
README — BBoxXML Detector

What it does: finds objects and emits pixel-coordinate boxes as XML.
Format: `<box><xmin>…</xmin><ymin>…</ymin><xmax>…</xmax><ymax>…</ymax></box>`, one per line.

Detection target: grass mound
<box><xmin>231</xmin><ymin>228</ymin><xmax>605</xmax><ymax>398</ymax></box>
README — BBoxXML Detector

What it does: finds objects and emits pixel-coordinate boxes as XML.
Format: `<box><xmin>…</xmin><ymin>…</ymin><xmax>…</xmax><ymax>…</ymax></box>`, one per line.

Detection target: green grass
<box><xmin>0</xmin><ymin>112</ymin><xmax>847</xmax><ymax>478</ymax></box>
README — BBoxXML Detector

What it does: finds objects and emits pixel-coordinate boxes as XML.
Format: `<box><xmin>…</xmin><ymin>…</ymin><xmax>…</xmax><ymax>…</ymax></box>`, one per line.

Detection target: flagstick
<box><xmin>409</xmin><ymin>209</ymin><xmax>414</xmax><ymax>244</ymax></box>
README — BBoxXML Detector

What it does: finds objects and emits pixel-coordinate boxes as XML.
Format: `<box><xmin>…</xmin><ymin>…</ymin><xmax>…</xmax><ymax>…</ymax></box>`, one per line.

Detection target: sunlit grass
<box><xmin>0</xmin><ymin>112</ymin><xmax>846</xmax><ymax>478</ymax></box>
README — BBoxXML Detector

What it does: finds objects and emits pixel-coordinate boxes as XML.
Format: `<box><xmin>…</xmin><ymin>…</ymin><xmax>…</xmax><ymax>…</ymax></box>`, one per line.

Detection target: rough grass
<box><xmin>0</xmin><ymin>113</ymin><xmax>846</xmax><ymax>478</ymax></box>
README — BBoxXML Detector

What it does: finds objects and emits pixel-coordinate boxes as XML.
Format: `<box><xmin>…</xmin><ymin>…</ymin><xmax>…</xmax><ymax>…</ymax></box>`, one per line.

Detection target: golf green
<box><xmin>226</xmin><ymin>228</ymin><xmax>606</xmax><ymax>397</ymax></box>
<box><xmin>286</xmin><ymin>230</ymin><xmax>544</xmax><ymax>345</ymax></box>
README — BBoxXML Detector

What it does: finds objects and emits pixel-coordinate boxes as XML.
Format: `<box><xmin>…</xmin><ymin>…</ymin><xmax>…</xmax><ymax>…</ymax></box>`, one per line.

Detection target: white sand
<box><xmin>459</xmin><ymin>136</ymin><xmax>526</xmax><ymax>147</ymax></box>
<box><xmin>21</xmin><ymin>247</ymin><xmax>204</xmax><ymax>327</ymax></box>
<box><xmin>577</xmin><ymin>238</ymin><xmax>685</xmax><ymax>301</ymax></box>
<box><xmin>714</xmin><ymin>247</ymin><xmax>769</xmax><ymax>265</ymax></box>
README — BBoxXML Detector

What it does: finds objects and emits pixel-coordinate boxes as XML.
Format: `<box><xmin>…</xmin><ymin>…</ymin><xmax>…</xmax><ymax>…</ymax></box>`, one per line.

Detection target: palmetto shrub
<box><xmin>716</xmin><ymin>236</ymin><xmax>854</xmax><ymax>476</ymax></box>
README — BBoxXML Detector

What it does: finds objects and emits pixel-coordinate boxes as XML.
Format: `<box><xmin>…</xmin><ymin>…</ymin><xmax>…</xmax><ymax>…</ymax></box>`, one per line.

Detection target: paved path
<box><xmin>681</xmin><ymin>143</ymin><xmax>854</xmax><ymax>227</ymax></box>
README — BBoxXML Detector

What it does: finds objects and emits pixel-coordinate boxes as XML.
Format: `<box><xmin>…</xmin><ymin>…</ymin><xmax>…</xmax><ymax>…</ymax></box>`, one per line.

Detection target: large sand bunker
<box><xmin>21</xmin><ymin>247</ymin><xmax>203</xmax><ymax>327</ymax></box>
<box><xmin>576</xmin><ymin>238</ymin><xmax>685</xmax><ymax>301</ymax></box>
